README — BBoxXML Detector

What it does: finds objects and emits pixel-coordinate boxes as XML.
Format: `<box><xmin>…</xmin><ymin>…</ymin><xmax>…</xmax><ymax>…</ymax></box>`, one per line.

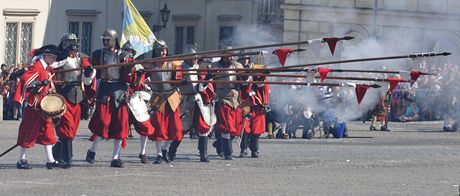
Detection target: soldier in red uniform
<box><xmin>145</xmin><ymin>40</ymin><xmax>183</xmax><ymax>164</ymax></box>
<box><xmin>86</xmin><ymin>29</ymin><xmax>132</xmax><ymax>168</ymax></box>
<box><xmin>123</xmin><ymin>41</ymin><xmax>155</xmax><ymax>164</ymax></box>
<box><xmin>210</xmin><ymin>47</ymin><xmax>245</xmax><ymax>160</ymax></box>
<box><xmin>52</xmin><ymin>33</ymin><xmax>95</xmax><ymax>168</ymax></box>
<box><xmin>168</xmin><ymin>46</ymin><xmax>217</xmax><ymax>162</ymax></box>
<box><xmin>238</xmin><ymin>55</ymin><xmax>270</xmax><ymax>158</ymax></box>
<box><xmin>14</xmin><ymin>45</ymin><xmax>65</xmax><ymax>169</ymax></box>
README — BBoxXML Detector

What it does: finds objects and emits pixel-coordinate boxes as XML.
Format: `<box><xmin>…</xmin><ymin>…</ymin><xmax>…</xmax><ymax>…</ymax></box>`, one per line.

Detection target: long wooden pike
<box><xmin>53</xmin><ymin>50</ymin><xmax>265</xmax><ymax>73</ymax></box>
<box><xmin>145</xmin><ymin>80</ymin><xmax>381</xmax><ymax>87</ymax></box>
<box><xmin>325</xmin><ymin>69</ymin><xmax>438</xmax><ymax>75</ymax></box>
<box><xmin>142</xmin><ymin>52</ymin><xmax>451</xmax><ymax>73</ymax></box>
<box><xmin>183</xmin><ymin>72</ymin><xmax>413</xmax><ymax>83</ymax></box>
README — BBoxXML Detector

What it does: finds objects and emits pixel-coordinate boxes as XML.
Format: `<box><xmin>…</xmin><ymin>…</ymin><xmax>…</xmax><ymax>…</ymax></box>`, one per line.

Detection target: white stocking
<box><xmin>140</xmin><ymin>136</ymin><xmax>148</xmax><ymax>155</ymax></box>
<box><xmin>154</xmin><ymin>141</ymin><xmax>162</xmax><ymax>156</ymax></box>
<box><xmin>90</xmin><ymin>136</ymin><xmax>100</xmax><ymax>152</ymax></box>
<box><xmin>44</xmin><ymin>145</ymin><xmax>55</xmax><ymax>163</ymax></box>
<box><xmin>18</xmin><ymin>147</ymin><xmax>26</xmax><ymax>161</ymax></box>
<box><xmin>112</xmin><ymin>139</ymin><xmax>122</xmax><ymax>160</ymax></box>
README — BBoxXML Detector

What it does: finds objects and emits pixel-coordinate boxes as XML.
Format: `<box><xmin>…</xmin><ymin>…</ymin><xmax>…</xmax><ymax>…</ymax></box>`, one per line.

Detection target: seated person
<box><xmin>398</xmin><ymin>102</ymin><xmax>420</xmax><ymax>122</ymax></box>
<box><xmin>288</xmin><ymin>106</ymin><xmax>315</xmax><ymax>139</ymax></box>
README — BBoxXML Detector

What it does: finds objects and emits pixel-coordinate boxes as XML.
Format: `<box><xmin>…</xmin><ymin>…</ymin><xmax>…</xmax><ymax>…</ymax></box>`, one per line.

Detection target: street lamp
<box><xmin>153</xmin><ymin>3</ymin><xmax>171</xmax><ymax>32</ymax></box>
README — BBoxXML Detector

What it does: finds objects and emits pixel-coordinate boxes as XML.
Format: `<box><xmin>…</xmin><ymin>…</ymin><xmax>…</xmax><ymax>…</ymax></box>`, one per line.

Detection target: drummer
<box><xmin>13</xmin><ymin>45</ymin><xmax>65</xmax><ymax>169</ymax></box>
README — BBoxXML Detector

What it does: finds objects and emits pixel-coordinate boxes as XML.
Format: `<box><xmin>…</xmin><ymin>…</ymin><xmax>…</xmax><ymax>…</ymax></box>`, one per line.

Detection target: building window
<box><xmin>219</xmin><ymin>26</ymin><xmax>235</xmax><ymax>49</ymax></box>
<box><xmin>68</xmin><ymin>21</ymin><xmax>93</xmax><ymax>55</ymax></box>
<box><xmin>5</xmin><ymin>22</ymin><xmax>33</xmax><ymax>67</ymax></box>
<box><xmin>174</xmin><ymin>26</ymin><xmax>195</xmax><ymax>54</ymax></box>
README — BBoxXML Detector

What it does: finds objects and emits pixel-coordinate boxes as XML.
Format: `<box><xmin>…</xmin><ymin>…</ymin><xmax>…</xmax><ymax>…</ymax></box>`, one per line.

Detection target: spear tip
<box><xmin>343</xmin><ymin>36</ymin><xmax>355</xmax><ymax>41</ymax></box>
<box><xmin>440</xmin><ymin>52</ymin><xmax>452</xmax><ymax>56</ymax></box>
<box><xmin>369</xmin><ymin>84</ymin><xmax>381</xmax><ymax>88</ymax></box>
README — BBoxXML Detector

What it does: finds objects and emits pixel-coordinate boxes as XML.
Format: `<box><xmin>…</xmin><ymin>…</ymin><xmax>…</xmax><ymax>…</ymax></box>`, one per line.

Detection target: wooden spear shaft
<box><xmin>141</xmin><ymin>52</ymin><xmax>451</xmax><ymax>73</ymax></box>
<box><xmin>53</xmin><ymin>51</ymin><xmax>265</xmax><ymax>73</ymax></box>
<box><xmin>184</xmin><ymin>72</ymin><xmax>413</xmax><ymax>82</ymax></box>
<box><xmin>145</xmin><ymin>80</ymin><xmax>350</xmax><ymax>86</ymax></box>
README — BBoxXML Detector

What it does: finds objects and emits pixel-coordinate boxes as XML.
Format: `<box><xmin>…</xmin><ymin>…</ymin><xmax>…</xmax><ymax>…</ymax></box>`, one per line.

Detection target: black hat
<box><xmin>35</xmin><ymin>44</ymin><xmax>66</xmax><ymax>61</ymax></box>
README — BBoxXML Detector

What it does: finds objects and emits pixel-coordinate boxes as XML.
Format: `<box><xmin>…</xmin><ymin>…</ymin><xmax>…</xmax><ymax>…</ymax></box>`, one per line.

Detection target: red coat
<box><xmin>194</xmin><ymin>83</ymin><xmax>216</xmax><ymax>135</ymax></box>
<box><xmin>240</xmin><ymin>80</ymin><xmax>270</xmax><ymax>135</ymax></box>
<box><xmin>15</xmin><ymin>59</ymin><xmax>56</xmax><ymax>148</ymax></box>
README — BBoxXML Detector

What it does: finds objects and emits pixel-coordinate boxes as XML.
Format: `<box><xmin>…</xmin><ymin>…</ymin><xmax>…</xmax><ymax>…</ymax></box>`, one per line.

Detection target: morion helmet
<box><xmin>101</xmin><ymin>29</ymin><xmax>119</xmax><ymax>48</ymax></box>
<box><xmin>121</xmin><ymin>41</ymin><xmax>137</xmax><ymax>56</ymax></box>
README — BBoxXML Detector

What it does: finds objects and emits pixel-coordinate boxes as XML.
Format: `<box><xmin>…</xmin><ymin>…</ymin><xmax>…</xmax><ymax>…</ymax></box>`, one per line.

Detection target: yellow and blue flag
<box><xmin>121</xmin><ymin>0</ymin><xmax>157</xmax><ymax>58</ymax></box>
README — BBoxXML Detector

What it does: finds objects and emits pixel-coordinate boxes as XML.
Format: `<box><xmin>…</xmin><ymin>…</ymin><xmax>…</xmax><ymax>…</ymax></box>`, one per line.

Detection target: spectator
<box><xmin>399</xmin><ymin>102</ymin><xmax>420</xmax><ymax>122</ymax></box>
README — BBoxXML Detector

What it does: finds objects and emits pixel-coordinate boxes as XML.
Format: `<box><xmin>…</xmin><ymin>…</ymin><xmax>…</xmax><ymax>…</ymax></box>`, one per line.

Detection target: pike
<box><xmin>184</xmin><ymin>72</ymin><xmax>413</xmax><ymax>83</ymax></box>
<box><xmin>53</xmin><ymin>37</ymin><xmax>354</xmax><ymax>73</ymax></box>
<box><xmin>53</xmin><ymin>50</ymin><xmax>266</xmax><ymax>73</ymax></box>
<box><xmin>145</xmin><ymin>80</ymin><xmax>382</xmax><ymax>88</ymax></box>
<box><xmin>325</xmin><ymin>69</ymin><xmax>438</xmax><ymax>75</ymax></box>
<box><xmin>142</xmin><ymin>52</ymin><xmax>451</xmax><ymax>73</ymax></box>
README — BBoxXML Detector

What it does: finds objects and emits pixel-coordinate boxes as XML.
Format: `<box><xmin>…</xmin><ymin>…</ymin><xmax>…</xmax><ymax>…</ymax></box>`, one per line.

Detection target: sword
<box><xmin>0</xmin><ymin>144</ymin><xmax>19</xmax><ymax>158</ymax></box>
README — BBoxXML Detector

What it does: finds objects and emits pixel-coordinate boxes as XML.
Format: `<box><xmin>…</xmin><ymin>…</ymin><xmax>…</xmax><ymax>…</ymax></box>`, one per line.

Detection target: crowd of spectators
<box><xmin>389</xmin><ymin>61</ymin><xmax>460</xmax><ymax>122</ymax></box>
<box><xmin>0</xmin><ymin>63</ymin><xmax>25</xmax><ymax>120</ymax></box>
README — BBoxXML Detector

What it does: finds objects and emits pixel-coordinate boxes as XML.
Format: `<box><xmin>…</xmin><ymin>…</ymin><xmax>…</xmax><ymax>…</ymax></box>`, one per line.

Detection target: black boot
<box><xmin>381</xmin><ymin>125</ymin><xmax>390</xmax><ymax>131</ymax></box>
<box><xmin>249</xmin><ymin>134</ymin><xmax>260</xmax><ymax>158</ymax></box>
<box><xmin>168</xmin><ymin>140</ymin><xmax>180</xmax><ymax>161</ymax></box>
<box><xmin>52</xmin><ymin>140</ymin><xmax>62</xmax><ymax>162</ymax></box>
<box><xmin>46</xmin><ymin>161</ymin><xmax>59</xmax><ymax>169</ymax></box>
<box><xmin>369</xmin><ymin>125</ymin><xmax>377</xmax><ymax>131</ymax></box>
<box><xmin>213</xmin><ymin>130</ymin><xmax>223</xmax><ymax>157</ymax></box>
<box><xmin>110</xmin><ymin>159</ymin><xmax>124</xmax><ymax>168</ymax></box>
<box><xmin>59</xmin><ymin>139</ymin><xmax>72</xmax><ymax>169</ymax></box>
<box><xmin>16</xmin><ymin>159</ymin><xmax>32</xmax><ymax>169</ymax></box>
<box><xmin>139</xmin><ymin>154</ymin><xmax>148</xmax><ymax>164</ymax></box>
<box><xmin>85</xmin><ymin>150</ymin><xmax>96</xmax><ymax>164</ymax></box>
<box><xmin>198</xmin><ymin>136</ymin><xmax>210</xmax><ymax>162</ymax></box>
<box><xmin>222</xmin><ymin>138</ymin><xmax>233</xmax><ymax>160</ymax></box>
<box><xmin>162</xmin><ymin>150</ymin><xmax>170</xmax><ymax>163</ymax></box>
<box><xmin>153</xmin><ymin>155</ymin><xmax>163</xmax><ymax>164</ymax></box>
<box><xmin>239</xmin><ymin>133</ymin><xmax>249</xmax><ymax>158</ymax></box>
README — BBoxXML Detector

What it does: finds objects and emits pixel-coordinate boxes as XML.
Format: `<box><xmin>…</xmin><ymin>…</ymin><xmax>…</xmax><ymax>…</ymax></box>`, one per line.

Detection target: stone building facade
<box><xmin>1</xmin><ymin>0</ymin><xmax>286</xmax><ymax>67</ymax></box>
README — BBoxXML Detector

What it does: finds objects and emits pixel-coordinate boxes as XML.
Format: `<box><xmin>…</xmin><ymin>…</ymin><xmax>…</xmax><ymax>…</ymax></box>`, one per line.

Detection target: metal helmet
<box><xmin>155</xmin><ymin>39</ymin><xmax>168</xmax><ymax>50</ymax></box>
<box><xmin>153</xmin><ymin>39</ymin><xmax>168</xmax><ymax>57</ymax></box>
<box><xmin>59</xmin><ymin>33</ymin><xmax>79</xmax><ymax>51</ymax></box>
<box><xmin>101</xmin><ymin>29</ymin><xmax>118</xmax><ymax>48</ymax></box>
<box><xmin>121</xmin><ymin>41</ymin><xmax>136</xmax><ymax>56</ymax></box>
<box><xmin>61</xmin><ymin>33</ymin><xmax>78</xmax><ymax>42</ymax></box>
<box><xmin>184</xmin><ymin>44</ymin><xmax>197</xmax><ymax>54</ymax></box>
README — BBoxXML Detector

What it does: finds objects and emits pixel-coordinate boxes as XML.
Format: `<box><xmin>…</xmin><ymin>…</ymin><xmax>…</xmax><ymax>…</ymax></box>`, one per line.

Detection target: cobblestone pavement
<box><xmin>0</xmin><ymin>120</ymin><xmax>459</xmax><ymax>196</ymax></box>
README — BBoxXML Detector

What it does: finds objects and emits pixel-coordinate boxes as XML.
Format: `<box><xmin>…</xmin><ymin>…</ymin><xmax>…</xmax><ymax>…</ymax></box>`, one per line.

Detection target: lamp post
<box><xmin>153</xmin><ymin>3</ymin><xmax>171</xmax><ymax>32</ymax></box>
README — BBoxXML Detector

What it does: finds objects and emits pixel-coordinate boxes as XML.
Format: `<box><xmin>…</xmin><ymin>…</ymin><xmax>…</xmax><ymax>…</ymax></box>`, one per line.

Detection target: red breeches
<box><xmin>55</xmin><ymin>100</ymin><xmax>81</xmax><ymax>139</ymax></box>
<box><xmin>17</xmin><ymin>106</ymin><xmax>56</xmax><ymax>148</ymax></box>
<box><xmin>88</xmin><ymin>100</ymin><xmax>129</xmax><ymax>140</ymax></box>
<box><xmin>149</xmin><ymin>104</ymin><xmax>182</xmax><ymax>141</ymax></box>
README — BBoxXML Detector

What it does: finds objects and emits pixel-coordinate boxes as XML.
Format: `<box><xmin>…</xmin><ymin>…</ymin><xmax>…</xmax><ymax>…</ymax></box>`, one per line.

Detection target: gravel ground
<box><xmin>0</xmin><ymin>120</ymin><xmax>459</xmax><ymax>196</ymax></box>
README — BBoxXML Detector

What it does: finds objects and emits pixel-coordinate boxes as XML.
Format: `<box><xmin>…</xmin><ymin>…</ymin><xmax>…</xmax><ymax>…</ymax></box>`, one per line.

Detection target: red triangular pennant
<box><xmin>322</xmin><ymin>37</ymin><xmax>340</xmax><ymax>55</ymax></box>
<box><xmin>387</xmin><ymin>77</ymin><xmax>401</xmax><ymax>92</ymax></box>
<box><xmin>355</xmin><ymin>84</ymin><xmax>369</xmax><ymax>105</ymax></box>
<box><xmin>273</xmin><ymin>48</ymin><xmax>293</xmax><ymax>66</ymax></box>
<box><xmin>410</xmin><ymin>70</ymin><xmax>422</xmax><ymax>82</ymax></box>
<box><xmin>317</xmin><ymin>67</ymin><xmax>332</xmax><ymax>82</ymax></box>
